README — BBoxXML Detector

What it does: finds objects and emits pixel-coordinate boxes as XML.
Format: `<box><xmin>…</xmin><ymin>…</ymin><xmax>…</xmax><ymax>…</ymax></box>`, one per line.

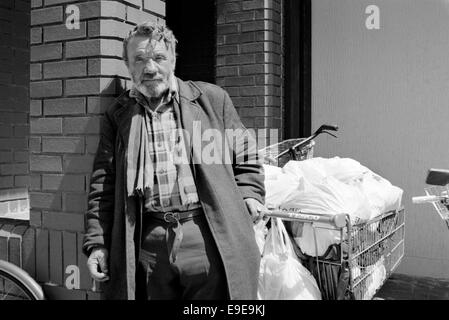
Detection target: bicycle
<box><xmin>0</xmin><ymin>259</ymin><xmax>44</xmax><ymax>300</ymax></box>
<box><xmin>412</xmin><ymin>168</ymin><xmax>449</xmax><ymax>230</ymax></box>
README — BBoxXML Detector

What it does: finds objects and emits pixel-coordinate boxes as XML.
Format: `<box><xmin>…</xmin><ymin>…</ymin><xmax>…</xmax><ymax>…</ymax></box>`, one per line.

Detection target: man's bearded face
<box><xmin>126</xmin><ymin>35</ymin><xmax>175</xmax><ymax>98</ymax></box>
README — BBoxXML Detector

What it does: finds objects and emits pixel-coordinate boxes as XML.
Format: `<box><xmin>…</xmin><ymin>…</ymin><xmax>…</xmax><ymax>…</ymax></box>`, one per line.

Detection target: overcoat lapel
<box><xmin>176</xmin><ymin>78</ymin><xmax>231</xmax><ymax>166</ymax></box>
<box><xmin>113</xmin><ymin>92</ymin><xmax>142</xmax><ymax>150</ymax></box>
<box><xmin>175</xmin><ymin>78</ymin><xmax>202</xmax><ymax>161</ymax></box>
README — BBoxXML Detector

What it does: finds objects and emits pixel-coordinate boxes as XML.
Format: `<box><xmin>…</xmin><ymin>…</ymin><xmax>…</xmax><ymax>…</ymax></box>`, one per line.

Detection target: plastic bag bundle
<box><xmin>282</xmin><ymin>160</ymin><xmax>373</xmax><ymax>222</ymax></box>
<box><xmin>257</xmin><ymin>218</ymin><xmax>321</xmax><ymax>300</ymax></box>
<box><xmin>280</xmin><ymin>160</ymin><xmax>372</xmax><ymax>256</ymax></box>
<box><xmin>286</xmin><ymin>157</ymin><xmax>403</xmax><ymax>219</ymax></box>
<box><xmin>264</xmin><ymin>157</ymin><xmax>403</xmax><ymax>257</ymax></box>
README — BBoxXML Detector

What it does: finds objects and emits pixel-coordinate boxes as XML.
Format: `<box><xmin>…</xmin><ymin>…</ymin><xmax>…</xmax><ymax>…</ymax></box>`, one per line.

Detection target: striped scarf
<box><xmin>125</xmin><ymin>87</ymin><xmax>199</xmax><ymax>206</ymax></box>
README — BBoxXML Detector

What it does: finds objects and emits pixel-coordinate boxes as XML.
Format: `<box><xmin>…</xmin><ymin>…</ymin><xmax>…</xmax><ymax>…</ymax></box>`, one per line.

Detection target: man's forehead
<box><xmin>129</xmin><ymin>35</ymin><xmax>168</xmax><ymax>53</ymax></box>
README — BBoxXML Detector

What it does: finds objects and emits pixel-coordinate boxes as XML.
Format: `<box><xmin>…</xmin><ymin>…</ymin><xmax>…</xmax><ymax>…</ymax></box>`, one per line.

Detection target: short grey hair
<box><xmin>122</xmin><ymin>21</ymin><xmax>177</xmax><ymax>65</ymax></box>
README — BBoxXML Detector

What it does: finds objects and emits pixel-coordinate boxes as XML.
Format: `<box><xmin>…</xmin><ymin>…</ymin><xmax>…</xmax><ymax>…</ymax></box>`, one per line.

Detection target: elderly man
<box><xmin>82</xmin><ymin>21</ymin><xmax>266</xmax><ymax>300</ymax></box>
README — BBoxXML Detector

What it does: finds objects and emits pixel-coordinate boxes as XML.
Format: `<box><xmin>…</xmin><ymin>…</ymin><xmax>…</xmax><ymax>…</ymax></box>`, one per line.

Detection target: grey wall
<box><xmin>312</xmin><ymin>0</ymin><xmax>449</xmax><ymax>278</ymax></box>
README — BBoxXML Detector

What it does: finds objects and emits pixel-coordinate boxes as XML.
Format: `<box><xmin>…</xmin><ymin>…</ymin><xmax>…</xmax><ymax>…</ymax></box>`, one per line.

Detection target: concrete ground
<box><xmin>374</xmin><ymin>273</ymin><xmax>449</xmax><ymax>300</ymax></box>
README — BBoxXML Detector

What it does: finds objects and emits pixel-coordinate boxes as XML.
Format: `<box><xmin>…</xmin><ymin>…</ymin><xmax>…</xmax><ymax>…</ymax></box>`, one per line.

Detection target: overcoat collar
<box><xmin>112</xmin><ymin>78</ymin><xmax>203</xmax><ymax>159</ymax></box>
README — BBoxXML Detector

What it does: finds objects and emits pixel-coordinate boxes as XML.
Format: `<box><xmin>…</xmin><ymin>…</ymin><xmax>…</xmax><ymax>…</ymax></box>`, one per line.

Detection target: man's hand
<box><xmin>87</xmin><ymin>247</ymin><xmax>110</xmax><ymax>282</ymax></box>
<box><xmin>244</xmin><ymin>198</ymin><xmax>268</xmax><ymax>224</ymax></box>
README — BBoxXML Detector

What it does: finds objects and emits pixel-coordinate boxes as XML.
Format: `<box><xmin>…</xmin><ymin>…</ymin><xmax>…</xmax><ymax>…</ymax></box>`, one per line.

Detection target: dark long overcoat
<box><xmin>83</xmin><ymin>78</ymin><xmax>265</xmax><ymax>299</ymax></box>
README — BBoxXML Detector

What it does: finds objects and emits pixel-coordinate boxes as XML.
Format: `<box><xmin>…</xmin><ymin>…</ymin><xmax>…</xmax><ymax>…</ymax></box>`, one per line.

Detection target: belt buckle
<box><xmin>163</xmin><ymin>211</ymin><xmax>180</xmax><ymax>223</ymax></box>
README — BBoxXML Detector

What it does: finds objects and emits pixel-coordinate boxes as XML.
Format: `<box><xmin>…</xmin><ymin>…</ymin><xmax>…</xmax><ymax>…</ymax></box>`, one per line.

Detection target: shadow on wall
<box><xmin>30</xmin><ymin>77</ymin><xmax>127</xmax><ymax>300</ymax></box>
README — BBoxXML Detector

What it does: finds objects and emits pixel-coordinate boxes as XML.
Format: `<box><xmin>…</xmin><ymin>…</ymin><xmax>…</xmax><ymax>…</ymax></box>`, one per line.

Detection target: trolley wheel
<box><xmin>0</xmin><ymin>260</ymin><xmax>44</xmax><ymax>300</ymax></box>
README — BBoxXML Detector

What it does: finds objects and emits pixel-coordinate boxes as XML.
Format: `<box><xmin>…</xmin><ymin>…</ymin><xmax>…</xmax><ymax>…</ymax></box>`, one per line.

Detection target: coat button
<box><xmin>158</xmin><ymin>168</ymin><xmax>166</xmax><ymax>174</ymax></box>
<box><xmin>162</xmin><ymin>199</ymin><xmax>171</xmax><ymax>207</ymax></box>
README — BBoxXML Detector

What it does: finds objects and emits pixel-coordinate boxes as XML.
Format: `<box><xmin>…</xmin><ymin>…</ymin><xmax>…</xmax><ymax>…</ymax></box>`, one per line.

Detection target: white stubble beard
<box><xmin>132</xmin><ymin>71</ymin><xmax>174</xmax><ymax>99</ymax></box>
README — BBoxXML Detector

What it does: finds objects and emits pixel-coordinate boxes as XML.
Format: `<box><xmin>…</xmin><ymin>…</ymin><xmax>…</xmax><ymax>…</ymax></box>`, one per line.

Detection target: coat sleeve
<box><xmin>222</xmin><ymin>90</ymin><xmax>265</xmax><ymax>204</ymax></box>
<box><xmin>82</xmin><ymin>109</ymin><xmax>116</xmax><ymax>256</ymax></box>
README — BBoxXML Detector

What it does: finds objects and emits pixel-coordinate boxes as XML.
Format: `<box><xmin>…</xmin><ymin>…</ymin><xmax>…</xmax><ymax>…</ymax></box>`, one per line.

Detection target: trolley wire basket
<box><xmin>259</xmin><ymin>138</ymin><xmax>315</xmax><ymax>167</ymax></box>
<box><xmin>261</xmin><ymin>124</ymin><xmax>405</xmax><ymax>300</ymax></box>
<box><xmin>258</xmin><ymin>124</ymin><xmax>338</xmax><ymax>168</ymax></box>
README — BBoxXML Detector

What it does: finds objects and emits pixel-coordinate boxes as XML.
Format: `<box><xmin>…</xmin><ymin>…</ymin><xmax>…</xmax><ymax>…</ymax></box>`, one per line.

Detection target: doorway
<box><xmin>165</xmin><ymin>1</ymin><xmax>216</xmax><ymax>83</ymax></box>
<box><xmin>284</xmin><ymin>0</ymin><xmax>312</xmax><ymax>138</ymax></box>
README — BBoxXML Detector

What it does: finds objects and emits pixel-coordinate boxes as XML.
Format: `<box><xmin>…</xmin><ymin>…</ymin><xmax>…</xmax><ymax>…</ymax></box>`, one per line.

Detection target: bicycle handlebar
<box><xmin>412</xmin><ymin>195</ymin><xmax>445</xmax><ymax>204</ymax></box>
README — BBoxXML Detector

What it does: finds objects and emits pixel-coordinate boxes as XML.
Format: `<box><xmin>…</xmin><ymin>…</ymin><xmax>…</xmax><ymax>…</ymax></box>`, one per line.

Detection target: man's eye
<box><xmin>155</xmin><ymin>55</ymin><xmax>166</xmax><ymax>61</ymax></box>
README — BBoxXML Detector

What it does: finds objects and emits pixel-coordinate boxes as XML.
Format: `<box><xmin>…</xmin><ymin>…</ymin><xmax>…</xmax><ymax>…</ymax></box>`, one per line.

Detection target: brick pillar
<box><xmin>216</xmin><ymin>0</ymin><xmax>283</xmax><ymax>143</ymax></box>
<box><xmin>29</xmin><ymin>0</ymin><xmax>165</xmax><ymax>300</ymax></box>
<box><xmin>0</xmin><ymin>0</ymin><xmax>30</xmax><ymax>220</ymax></box>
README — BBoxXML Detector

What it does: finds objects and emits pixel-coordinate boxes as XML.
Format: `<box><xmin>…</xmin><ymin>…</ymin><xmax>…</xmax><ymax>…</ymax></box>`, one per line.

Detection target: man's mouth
<box><xmin>141</xmin><ymin>78</ymin><xmax>161</xmax><ymax>82</ymax></box>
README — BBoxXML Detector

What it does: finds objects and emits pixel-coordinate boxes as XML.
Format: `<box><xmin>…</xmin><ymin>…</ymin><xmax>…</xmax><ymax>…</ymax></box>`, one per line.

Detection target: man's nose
<box><xmin>144</xmin><ymin>59</ymin><xmax>157</xmax><ymax>73</ymax></box>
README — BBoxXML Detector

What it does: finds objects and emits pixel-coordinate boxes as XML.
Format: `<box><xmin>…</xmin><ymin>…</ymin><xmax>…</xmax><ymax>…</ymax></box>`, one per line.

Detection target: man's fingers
<box><xmin>96</xmin><ymin>274</ymin><xmax>110</xmax><ymax>282</ymax></box>
<box><xmin>252</xmin><ymin>205</ymin><xmax>264</xmax><ymax>223</ymax></box>
<box><xmin>245</xmin><ymin>198</ymin><xmax>269</xmax><ymax>223</ymax></box>
<box><xmin>87</xmin><ymin>262</ymin><xmax>109</xmax><ymax>282</ymax></box>
<box><xmin>247</xmin><ymin>205</ymin><xmax>260</xmax><ymax>222</ymax></box>
<box><xmin>87</xmin><ymin>261</ymin><xmax>102</xmax><ymax>280</ymax></box>
<box><xmin>87</xmin><ymin>256</ymin><xmax>109</xmax><ymax>282</ymax></box>
<box><xmin>98</xmin><ymin>255</ymin><xmax>109</xmax><ymax>274</ymax></box>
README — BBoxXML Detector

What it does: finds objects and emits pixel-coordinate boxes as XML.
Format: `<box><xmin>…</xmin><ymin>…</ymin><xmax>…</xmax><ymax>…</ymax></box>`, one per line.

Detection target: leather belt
<box><xmin>145</xmin><ymin>207</ymin><xmax>204</xmax><ymax>222</ymax></box>
<box><xmin>144</xmin><ymin>207</ymin><xmax>204</xmax><ymax>264</ymax></box>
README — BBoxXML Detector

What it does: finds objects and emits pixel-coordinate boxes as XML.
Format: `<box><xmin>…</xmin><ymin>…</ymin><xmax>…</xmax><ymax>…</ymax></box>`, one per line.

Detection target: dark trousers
<box><xmin>136</xmin><ymin>213</ymin><xmax>228</xmax><ymax>300</ymax></box>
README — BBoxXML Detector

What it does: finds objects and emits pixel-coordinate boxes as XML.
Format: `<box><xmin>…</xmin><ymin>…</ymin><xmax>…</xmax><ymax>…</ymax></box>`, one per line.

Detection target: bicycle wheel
<box><xmin>0</xmin><ymin>260</ymin><xmax>44</xmax><ymax>300</ymax></box>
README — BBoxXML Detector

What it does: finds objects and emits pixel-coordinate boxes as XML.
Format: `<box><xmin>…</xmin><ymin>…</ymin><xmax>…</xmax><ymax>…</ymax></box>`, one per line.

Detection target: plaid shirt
<box><xmin>129</xmin><ymin>87</ymin><xmax>201</xmax><ymax>213</ymax></box>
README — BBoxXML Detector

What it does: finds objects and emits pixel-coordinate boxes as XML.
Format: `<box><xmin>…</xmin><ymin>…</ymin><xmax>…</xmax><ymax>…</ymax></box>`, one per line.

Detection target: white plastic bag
<box><xmin>280</xmin><ymin>159</ymin><xmax>373</xmax><ymax>256</ymax></box>
<box><xmin>258</xmin><ymin>218</ymin><xmax>321</xmax><ymax>300</ymax></box>
<box><xmin>312</xmin><ymin>157</ymin><xmax>368</xmax><ymax>183</ymax></box>
<box><xmin>263</xmin><ymin>164</ymin><xmax>302</xmax><ymax>208</ymax></box>
<box><xmin>358</xmin><ymin>172</ymin><xmax>403</xmax><ymax>219</ymax></box>
<box><xmin>362</xmin><ymin>257</ymin><xmax>387</xmax><ymax>300</ymax></box>
<box><xmin>253</xmin><ymin>219</ymin><xmax>269</xmax><ymax>255</ymax></box>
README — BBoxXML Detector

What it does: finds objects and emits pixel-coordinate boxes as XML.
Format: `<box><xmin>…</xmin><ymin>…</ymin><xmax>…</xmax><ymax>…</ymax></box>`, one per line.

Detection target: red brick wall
<box><xmin>216</xmin><ymin>0</ymin><xmax>283</xmax><ymax>143</ymax></box>
<box><xmin>26</xmin><ymin>0</ymin><xmax>165</xmax><ymax>300</ymax></box>
<box><xmin>0</xmin><ymin>0</ymin><xmax>30</xmax><ymax>219</ymax></box>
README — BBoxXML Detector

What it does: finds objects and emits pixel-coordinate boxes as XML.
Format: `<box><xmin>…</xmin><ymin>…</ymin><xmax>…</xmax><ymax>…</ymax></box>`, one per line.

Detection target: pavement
<box><xmin>374</xmin><ymin>273</ymin><xmax>449</xmax><ymax>300</ymax></box>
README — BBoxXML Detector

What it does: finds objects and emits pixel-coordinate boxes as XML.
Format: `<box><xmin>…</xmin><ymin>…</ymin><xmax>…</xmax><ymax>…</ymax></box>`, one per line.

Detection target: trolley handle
<box><xmin>264</xmin><ymin>209</ymin><xmax>347</xmax><ymax>228</ymax></box>
<box><xmin>276</xmin><ymin>123</ymin><xmax>339</xmax><ymax>160</ymax></box>
<box><xmin>292</xmin><ymin>124</ymin><xmax>339</xmax><ymax>149</ymax></box>
<box><xmin>316</xmin><ymin>124</ymin><xmax>339</xmax><ymax>134</ymax></box>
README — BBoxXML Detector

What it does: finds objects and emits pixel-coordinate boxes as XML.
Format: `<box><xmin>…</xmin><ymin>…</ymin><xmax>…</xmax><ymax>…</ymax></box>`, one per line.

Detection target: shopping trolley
<box><xmin>259</xmin><ymin>124</ymin><xmax>406</xmax><ymax>300</ymax></box>
<box><xmin>412</xmin><ymin>168</ymin><xmax>449</xmax><ymax>230</ymax></box>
